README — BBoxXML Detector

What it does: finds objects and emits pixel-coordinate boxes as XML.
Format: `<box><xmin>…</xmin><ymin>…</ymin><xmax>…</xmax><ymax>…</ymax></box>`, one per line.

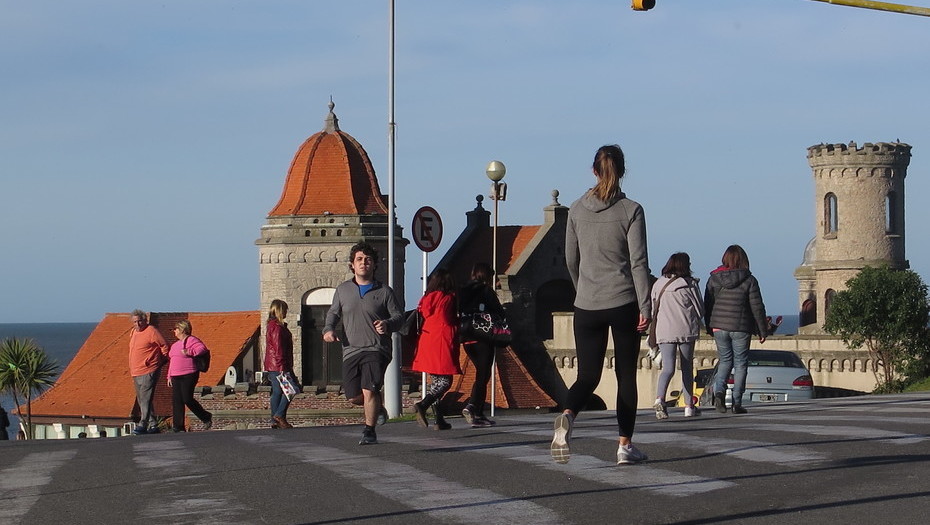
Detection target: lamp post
<box><xmin>486</xmin><ymin>161</ymin><xmax>507</xmax><ymax>275</ymax></box>
<box><xmin>485</xmin><ymin>160</ymin><xmax>507</xmax><ymax>418</ymax></box>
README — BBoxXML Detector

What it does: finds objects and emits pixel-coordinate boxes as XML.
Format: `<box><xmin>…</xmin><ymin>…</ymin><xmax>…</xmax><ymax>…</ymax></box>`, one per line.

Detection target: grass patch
<box><xmin>904</xmin><ymin>377</ymin><xmax>930</xmax><ymax>393</ymax></box>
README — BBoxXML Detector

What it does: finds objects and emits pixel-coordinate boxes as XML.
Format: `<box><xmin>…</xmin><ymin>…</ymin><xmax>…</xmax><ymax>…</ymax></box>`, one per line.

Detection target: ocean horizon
<box><xmin>0</xmin><ymin>322</ymin><xmax>96</xmax><ymax>436</ymax></box>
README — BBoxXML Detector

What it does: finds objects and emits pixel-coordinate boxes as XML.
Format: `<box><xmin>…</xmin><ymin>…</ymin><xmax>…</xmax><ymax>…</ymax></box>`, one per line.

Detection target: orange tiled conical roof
<box><xmin>268</xmin><ymin>101</ymin><xmax>388</xmax><ymax>217</ymax></box>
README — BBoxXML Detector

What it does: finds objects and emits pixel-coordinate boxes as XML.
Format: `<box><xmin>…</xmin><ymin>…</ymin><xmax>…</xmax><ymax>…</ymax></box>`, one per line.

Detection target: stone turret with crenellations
<box><xmin>796</xmin><ymin>141</ymin><xmax>911</xmax><ymax>334</ymax></box>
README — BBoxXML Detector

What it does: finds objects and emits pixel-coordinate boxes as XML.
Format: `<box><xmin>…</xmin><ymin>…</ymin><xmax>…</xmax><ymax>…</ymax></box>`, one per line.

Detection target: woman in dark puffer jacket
<box><xmin>703</xmin><ymin>245</ymin><xmax>769</xmax><ymax>414</ymax></box>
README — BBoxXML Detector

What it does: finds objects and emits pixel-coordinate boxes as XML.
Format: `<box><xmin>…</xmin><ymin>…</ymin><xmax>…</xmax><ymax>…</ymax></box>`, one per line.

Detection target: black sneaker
<box><xmin>433</xmin><ymin>421</ymin><xmax>452</xmax><ymax>430</ymax></box>
<box><xmin>358</xmin><ymin>427</ymin><xmax>377</xmax><ymax>445</ymax></box>
<box><xmin>413</xmin><ymin>402</ymin><xmax>429</xmax><ymax>428</ymax></box>
<box><xmin>146</xmin><ymin>426</ymin><xmax>161</xmax><ymax>434</ymax></box>
<box><xmin>377</xmin><ymin>406</ymin><xmax>389</xmax><ymax>426</ymax></box>
<box><xmin>714</xmin><ymin>392</ymin><xmax>727</xmax><ymax>414</ymax></box>
<box><xmin>732</xmin><ymin>404</ymin><xmax>748</xmax><ymax>414</ymax></box>
<box><xmin>471</xmin><ymin>416</ymin><xmax>495</xmax><ymax>428</ymax></box>
<box><xmin>131</xmin><ymin>426</ymin><xmax>147</xmax><ymax>436</ymax></box>
<box><xmin>202</xmin><ymin>417</ymin><xmax>213</xmax><ymax>431</ymax></box>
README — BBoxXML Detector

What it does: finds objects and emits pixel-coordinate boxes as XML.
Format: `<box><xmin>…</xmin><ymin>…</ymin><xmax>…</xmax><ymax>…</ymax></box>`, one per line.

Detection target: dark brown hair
<box><xmin>470</xmin><ymin>262</ymin><xmax>494</xmax><ymax>286</ymax></box>
<box><xmin>661</xmin><ymin>252</ymin><xmax>693</xmax><ymax>278</ymax></box>
<box><xmin>426</xmin><ymin>268</ymin><xmax>456</xmax><ymax>294</ymax></box>
<box><xmin>721</xmin><ymin>244</ymin><xmax>750</xmax><ymax>270</ymax></box>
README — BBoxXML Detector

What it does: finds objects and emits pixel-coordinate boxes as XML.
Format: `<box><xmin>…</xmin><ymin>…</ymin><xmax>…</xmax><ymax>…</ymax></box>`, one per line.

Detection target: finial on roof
<box><xmin>324</xmin><ymin>97</ymin><xmax>340</xmax><ymax>133</ymax></box>
<box><xmin>551</xmin><ymin>189</ymin><xmax>560</xmax><ymax>206</ymax></box>
<box><xmin>475</xmin><ymin>194</ymin><xmax>485</xmax><ymax>209</ymax></box>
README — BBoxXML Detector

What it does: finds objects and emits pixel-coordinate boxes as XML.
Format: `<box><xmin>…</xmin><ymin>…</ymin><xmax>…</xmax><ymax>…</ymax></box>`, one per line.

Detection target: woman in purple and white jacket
<box><xmin>650</xmin><ymin>252</ymin><xmax>704</xmax><ymax>420</ymax></box>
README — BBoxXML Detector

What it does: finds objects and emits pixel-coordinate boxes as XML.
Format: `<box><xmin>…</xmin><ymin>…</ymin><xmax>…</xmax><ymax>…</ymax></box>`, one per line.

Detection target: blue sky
<box><xmin>2</xmin><ymin>1</ymin><xmax>929</xmax><ymax>324</ymax></box>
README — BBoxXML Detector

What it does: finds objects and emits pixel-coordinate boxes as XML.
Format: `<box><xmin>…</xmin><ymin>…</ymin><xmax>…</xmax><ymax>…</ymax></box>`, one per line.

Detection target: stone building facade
<box><xmin>795</xmin><ymin>141</ymin><xmax>911</xmax><ymax>334</ymax></box>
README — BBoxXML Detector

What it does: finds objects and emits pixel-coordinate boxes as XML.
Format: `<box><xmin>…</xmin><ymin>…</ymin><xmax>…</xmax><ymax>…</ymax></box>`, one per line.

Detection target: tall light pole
<box><xmin>384</xmin><ymin>0</ymin><xmax>401</xmax><ymax>419</ymax></box>
<box><xmin>485</xmin><ymin>160</ymin><xmax>506</xmax><ymax>417</ymax></box>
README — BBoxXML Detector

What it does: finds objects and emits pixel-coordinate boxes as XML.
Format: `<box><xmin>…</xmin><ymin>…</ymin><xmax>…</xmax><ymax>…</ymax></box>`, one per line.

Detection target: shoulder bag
<box><xmin>185</xmin><ymin>337</ymin><xmax>211</xmax><ymax>373</ymax></box>
<box><xmin>647</xmin><ymin>277</ymin><xmax>677</xmax><ymax>360</ymax></box>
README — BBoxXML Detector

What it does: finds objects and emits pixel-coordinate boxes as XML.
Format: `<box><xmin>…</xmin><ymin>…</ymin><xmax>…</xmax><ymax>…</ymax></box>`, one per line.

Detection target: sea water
<box><xmin>0</xmin><ymin>322</ymin><xmax>95</xmax><ymax>437</ymax></box>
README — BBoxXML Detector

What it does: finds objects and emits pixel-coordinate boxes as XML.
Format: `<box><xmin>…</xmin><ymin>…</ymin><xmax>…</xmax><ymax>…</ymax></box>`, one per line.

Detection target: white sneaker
<box><xmin>550</xmin><ymin>413</ymin><xmax>573</xmax><ymax>464</ymax></box>
<box><xmin>653</xmin><ymin>399</ymin><xmax>668</xmax><ymax>420</ymax></box>
<box><xmin>684</xmin><ymin>406</ymin><xmax>701</xmax><ymax>417</ymax></box>
<box><xmin>617</xmin><ymin>443</ymin><xmax>648</xmax><ymax>465</ymax></box>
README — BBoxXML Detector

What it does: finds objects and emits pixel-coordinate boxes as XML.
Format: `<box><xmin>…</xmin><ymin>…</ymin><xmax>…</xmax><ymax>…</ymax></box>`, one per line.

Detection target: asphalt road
<box><xmin>2</xmin><ymin>393</ymin><xmax>929</xmax><ymax>525</ymax></box>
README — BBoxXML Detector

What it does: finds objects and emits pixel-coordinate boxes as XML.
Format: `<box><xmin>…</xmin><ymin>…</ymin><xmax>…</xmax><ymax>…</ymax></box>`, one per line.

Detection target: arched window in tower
<box><xmin>824</xmin><ymin>193</ymin><xmax>838</xmax><ymax>236</ymax></box>
<box><xmin>825</xmin><ymin>288</ymin><xmax>836</xmax><ymax>317</ymax></box>
<box><xmin>885</xmin><ymin>191</ymin><xmax>897</xmax><ymax>234</ymax></box>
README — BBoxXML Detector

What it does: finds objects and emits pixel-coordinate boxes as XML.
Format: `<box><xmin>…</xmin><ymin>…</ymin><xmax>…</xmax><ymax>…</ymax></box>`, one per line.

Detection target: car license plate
<box><xmin>758</xmin><ymin>394</ymin><xmax>778</xmax><ymax>402</ymax></box>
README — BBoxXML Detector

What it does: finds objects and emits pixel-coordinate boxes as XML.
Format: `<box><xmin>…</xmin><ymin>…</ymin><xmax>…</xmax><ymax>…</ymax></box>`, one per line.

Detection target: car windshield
<box><xmin>747</xmin><ymin>350</ymin><xmax>804</xmax><ymax>368</ymax></box>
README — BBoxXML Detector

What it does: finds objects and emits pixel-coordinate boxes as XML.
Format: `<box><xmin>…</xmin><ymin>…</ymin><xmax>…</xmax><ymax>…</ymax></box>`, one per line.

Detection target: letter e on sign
<box><xmin>412</xmin><ymin>206</ymin><xmax>442</xmax><ymax>253</ymax></box>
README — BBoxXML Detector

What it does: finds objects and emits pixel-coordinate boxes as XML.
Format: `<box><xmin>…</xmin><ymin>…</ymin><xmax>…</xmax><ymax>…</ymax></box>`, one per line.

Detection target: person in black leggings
<box><xmin>551</xmin><ymin>144</ymin><xmax>652</xmax><ymax>465</ymax></box>
<box><xmin>567</xmin><ymin>303</ymin><xmax>640</xmax><ymax>438</ymax></box>
<box><xmin>459</xmin><ymin>262</ymin><xmax>505</xmax><ymax>428</ymax></box>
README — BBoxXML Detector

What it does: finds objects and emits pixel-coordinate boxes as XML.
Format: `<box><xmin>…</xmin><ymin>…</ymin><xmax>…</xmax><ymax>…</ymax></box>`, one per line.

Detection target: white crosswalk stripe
<box><xmin>752</xmin><ymin>423</ymin><xmax>927</xmax><ymax>445</ymax></box>
<box><xmin>490</xmin><ymin>420</ymin><xmax>827</xmax><ymax>467</ymax></box>
<box><xmin>133</xmin><ymin>440</ymin><xmax>247</xmax><ymax>524</ymax></box>
<box><xmin>0</xmin><ymin>450</ymin><xmax>76</xmax><ymax>523</ymax></box>
<box><xmin>388</xmin><ymin>433</ymin><xmax>735</xmax><ymax>496</ymax></box>
<box><xmin>239</xmin><ymin>435</ymin><xmax>565</xmax><ymax>525</ymax></box>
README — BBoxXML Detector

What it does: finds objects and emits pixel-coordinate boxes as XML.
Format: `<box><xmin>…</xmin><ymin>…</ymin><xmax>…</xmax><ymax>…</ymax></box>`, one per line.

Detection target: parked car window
<box><xmin>747</xmin><ymin>350</ymin><xmax>804</xmax><ymax>368</ymax></box>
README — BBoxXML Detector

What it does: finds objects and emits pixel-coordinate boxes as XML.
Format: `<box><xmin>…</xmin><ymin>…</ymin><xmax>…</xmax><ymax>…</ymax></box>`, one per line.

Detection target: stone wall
<box><xmin>186</xmin><ymin>384</ymin><xmax>420</xmax><ymax>430</ymax></box>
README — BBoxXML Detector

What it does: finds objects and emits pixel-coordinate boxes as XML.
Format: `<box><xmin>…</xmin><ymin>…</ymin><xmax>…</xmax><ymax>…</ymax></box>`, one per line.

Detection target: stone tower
<box><xmin>795</xmin><ymin>141</ymin><xmax>911</xmax><ymax>334</ymax></box>
<box><xmin>257</xmin><ymin>101</ymin><xmax>407</xmax><ymax>386</ymax></box>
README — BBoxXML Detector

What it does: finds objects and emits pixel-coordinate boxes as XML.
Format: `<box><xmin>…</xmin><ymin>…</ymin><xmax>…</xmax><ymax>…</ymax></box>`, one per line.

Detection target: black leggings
<box><xmin>566</xmin><ymin>302</ymin><xmax>640</xmax><ymax>439</ymax></box>
<box><xmin>171</xmin><ymin>372</ymin><xmax>211</xmax><ymax>430</ymax></box>
<box><xmin>464</xmin><ymin>341</ymin><xmax>494</xmax><ymax>415</ymax></box>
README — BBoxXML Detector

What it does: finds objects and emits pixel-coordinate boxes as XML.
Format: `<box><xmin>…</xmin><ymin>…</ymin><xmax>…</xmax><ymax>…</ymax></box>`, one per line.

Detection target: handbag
<box><xmin>184</xmin><ymin>337</ymin><xmax>211</xmax><ymax>373</ymax></box>
<box><xmin>400</xmin><ymin>309</ymin><xmax>424</xmax><ymax>337</ymax></box>
<box><xmin>460</xmin><ymin>310</ymin><xmax>512</xmax><ymax>347</ymax></box>
<box><xmin>277</xmin><ymin>371</ymin><xmax>300</xmax><ymax>401</ymax></box>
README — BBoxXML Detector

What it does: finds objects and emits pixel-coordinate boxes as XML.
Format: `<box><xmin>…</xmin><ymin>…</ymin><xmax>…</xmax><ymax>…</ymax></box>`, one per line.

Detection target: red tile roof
<box><xmin>29</xmin><ymin>312</ymin><xmax>259</xmax><ymax>420</ymax></box>
<box><xmin>444</xmin><ymin>225</ymin><xmax>541</xmax><ymax>284</ymax></box>
<box><xmin>268</xmin><ymin>107</ymin><xmax>387</xmax><ymax>217</ymax></box>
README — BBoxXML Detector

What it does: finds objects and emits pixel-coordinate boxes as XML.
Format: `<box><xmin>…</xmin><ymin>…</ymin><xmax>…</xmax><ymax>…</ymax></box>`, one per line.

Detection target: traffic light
<box><xmin>632</xmin><ymin>0</ymin><xmax>656</xmax><ymax>10</ymax></box>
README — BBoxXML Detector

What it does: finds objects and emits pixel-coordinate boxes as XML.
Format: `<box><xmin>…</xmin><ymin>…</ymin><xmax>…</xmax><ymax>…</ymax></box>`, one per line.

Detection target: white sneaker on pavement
<box><xmin>550</xmin><ymin>412</ymin><xmax>573</xmax><ymax>464</ymax></box>
<box><xmin>617</xmin><ymin>443</ymin><xmax>648</xmax><ymax>465</ymax></box>
<box><xmin>653</xmin><ymin>398</ymin><xmax>668</xmax><ymax>420</ymax></box>
<box><xmin>684</xmin><ymin>406</ymin><xmax>701</xmax><ymax>417</ymax></box>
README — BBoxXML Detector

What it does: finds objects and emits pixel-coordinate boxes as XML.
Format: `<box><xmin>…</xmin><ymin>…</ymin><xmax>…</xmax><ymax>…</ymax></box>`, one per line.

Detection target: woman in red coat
<box><xmin>412</xmin><ymin>268</ymin><xmax>461</xmax><ymax>430</ymax></box>
<box><xmin>265</xmin><ymin>299</ymin><xmax>295</xmax><ymax>429</ymax></box>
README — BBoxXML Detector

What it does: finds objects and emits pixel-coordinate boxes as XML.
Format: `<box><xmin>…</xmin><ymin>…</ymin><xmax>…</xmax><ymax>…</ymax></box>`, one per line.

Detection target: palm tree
<box><xmin>0</xmin><ymin>337</ymin><xmax>60</xmax><ymax>439</ymax></box>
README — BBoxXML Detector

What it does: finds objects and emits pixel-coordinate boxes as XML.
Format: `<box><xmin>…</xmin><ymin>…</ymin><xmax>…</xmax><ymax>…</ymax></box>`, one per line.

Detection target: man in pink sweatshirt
<box><xmin>129</xmin><ymin>310</ymin><xmax>168</xmax><ymax>434</ymax></box>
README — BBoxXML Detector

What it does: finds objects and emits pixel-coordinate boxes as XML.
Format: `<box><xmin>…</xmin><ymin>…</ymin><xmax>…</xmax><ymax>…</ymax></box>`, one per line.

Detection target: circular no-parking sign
<box><xmin>412</xmin><ymin>206</ymin><xmax>443</xmax><ymax>253</ymax></box>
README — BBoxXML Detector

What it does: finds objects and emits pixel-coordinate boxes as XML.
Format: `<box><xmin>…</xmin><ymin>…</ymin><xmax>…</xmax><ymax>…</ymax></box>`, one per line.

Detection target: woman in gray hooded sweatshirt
<box><xmin>550</xmin><ymin>144</ymin><xmax>652</xmax><ymax>466</ymax></box>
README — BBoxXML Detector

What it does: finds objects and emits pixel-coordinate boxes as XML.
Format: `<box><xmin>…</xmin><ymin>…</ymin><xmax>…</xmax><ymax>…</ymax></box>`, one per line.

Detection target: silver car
<box><xmin>695</xmin><ymin>349</ymin><xmax>815</xmax><ymax>407</ymax></box>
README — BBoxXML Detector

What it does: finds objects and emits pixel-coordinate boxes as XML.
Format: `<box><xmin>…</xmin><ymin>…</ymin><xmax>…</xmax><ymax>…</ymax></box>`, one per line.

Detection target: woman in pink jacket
<box><xmin>412</xmin><ymin>269</ymin><xmax>461</xmax><ymax>430</ymax></box>
<box><xmin>167</xmin><ymin>320</ymin><xmax>213</xmax><ymax>432</ymax></box>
